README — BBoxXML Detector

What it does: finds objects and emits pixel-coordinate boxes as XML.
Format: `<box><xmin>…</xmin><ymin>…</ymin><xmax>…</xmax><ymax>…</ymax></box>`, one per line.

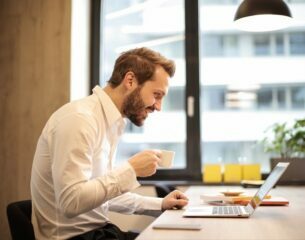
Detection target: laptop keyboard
<box><xmin>212</xmin><ymin>206</ymin><xmax>242</xmax><ymax>215</ymax></box>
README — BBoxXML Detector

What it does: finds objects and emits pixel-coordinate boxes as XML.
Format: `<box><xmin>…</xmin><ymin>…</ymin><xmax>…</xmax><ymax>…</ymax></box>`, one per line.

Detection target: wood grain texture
<box><xmin>0</xmin><ymin>0</ymin><xmax>71</xmax><ymax>238</ymax></box>
<box><xmin>137</xmin><ymin>186</ymin><xmax>305</xmax><ymax>240</ymax></box>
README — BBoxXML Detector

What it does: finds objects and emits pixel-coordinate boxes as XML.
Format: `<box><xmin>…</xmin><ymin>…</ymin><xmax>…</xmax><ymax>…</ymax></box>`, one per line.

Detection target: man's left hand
<box><xmin>161</xmin><ymin>190</ymin><xmax>189</xmax><ymax>211</ymax></box>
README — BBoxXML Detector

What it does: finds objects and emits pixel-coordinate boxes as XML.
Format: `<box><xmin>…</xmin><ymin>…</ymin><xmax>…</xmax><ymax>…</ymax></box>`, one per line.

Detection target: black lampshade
<box><xmin>234</xmin><ymin>0</ymin><xmax>293</xmax><ymax>32</ymax></box>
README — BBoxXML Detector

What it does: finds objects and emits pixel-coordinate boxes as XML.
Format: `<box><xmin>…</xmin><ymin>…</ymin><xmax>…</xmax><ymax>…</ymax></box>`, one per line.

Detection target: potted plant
<box><xmin>262</xmin><ymin>118</ymin><xmax>305</xmax><ymax>184</ymax></box>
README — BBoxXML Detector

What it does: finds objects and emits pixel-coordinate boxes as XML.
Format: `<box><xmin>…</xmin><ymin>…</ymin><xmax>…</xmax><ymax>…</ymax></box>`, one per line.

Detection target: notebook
<box><xmin>183</xmin><ymin>162</ymin><xmax>290</xmax><ymax>218</ymax></box>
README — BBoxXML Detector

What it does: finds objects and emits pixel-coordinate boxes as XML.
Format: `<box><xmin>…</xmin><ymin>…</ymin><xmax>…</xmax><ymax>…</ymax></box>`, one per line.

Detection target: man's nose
<box><xmin>154</xmin><ymin>100</ymin><xmax>162</xmax><ymax>111</ymax></box>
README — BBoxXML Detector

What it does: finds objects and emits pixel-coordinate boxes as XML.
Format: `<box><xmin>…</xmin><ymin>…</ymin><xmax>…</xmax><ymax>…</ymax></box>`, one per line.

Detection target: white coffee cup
<box><xmin>159</xmin><ymin>150</ymin><xmax>175</xmax><ymax>168</ymax></box>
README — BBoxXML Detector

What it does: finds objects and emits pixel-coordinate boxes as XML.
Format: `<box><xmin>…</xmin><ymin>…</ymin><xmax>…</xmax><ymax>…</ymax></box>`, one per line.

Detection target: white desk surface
<box><xmin>136</xmin><ymin>186</ymin><xmax>305</xmax><ymax>240</ymax></box>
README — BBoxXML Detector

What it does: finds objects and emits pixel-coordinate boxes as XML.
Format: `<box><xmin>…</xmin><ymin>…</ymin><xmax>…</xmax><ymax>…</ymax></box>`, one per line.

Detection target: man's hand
<box><xmin>161</xmin><ymin>190</ymin><xmax>189</xmax><ymax>211</ymax></box>
<box><xmin>128</xmin><ymin>150</ymin><xmax>161</xmax><ymax>177</ymax></box>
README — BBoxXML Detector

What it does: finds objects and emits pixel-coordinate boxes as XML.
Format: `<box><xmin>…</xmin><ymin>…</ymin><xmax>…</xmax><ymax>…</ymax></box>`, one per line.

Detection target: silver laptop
<box><xmin>183</xmin><ymin>162</ymin><xmax>290</xmax><ymax>218</ymax></box>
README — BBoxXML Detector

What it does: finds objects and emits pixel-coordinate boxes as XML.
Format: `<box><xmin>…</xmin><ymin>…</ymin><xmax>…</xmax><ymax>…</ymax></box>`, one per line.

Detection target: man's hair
<box><xmin>108</xmin><ymin>47</ymin><xmax>175</xmax><ymax>87</ymax></box>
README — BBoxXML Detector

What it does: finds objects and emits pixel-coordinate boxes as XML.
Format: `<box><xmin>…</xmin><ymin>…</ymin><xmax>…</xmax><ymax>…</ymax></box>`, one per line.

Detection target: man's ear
<box><xmin>123</xmin><ymin>71</ymin><xmax>137</xmax><ymax>90</ymax></box>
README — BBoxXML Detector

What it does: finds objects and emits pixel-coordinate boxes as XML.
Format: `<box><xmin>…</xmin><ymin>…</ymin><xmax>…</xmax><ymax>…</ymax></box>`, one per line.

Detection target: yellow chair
<box><xmin>203</xmin><ymin>164</ymin><xmax>222</xmax><ymax>183</ymax></box>
<box><xmin>224</xmin><ymin>164</ymin><xmax>242</xmax><ymax>183</ymax></box>
<box><xmin>242</xmin><ymin>164</ymin><xmax>261</xmax><ymax>180</ymax></box>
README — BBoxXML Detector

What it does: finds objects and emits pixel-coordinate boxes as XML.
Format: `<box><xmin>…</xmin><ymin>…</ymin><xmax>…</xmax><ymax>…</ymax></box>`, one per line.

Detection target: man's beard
<box><xmin>122</xmin><ymin>87</ymin><xmax>153</xmax><ymax>126</ymax></box>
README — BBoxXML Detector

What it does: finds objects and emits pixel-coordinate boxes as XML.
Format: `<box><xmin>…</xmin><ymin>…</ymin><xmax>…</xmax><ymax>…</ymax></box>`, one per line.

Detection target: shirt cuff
<box><xmin>114</xmin><ymin>162</ymin><xmax>140</xmax><ymax>193</ymax></box>
<box><xmin>135</xmin><ymin>196</ymin><xmax>163</xmax><ymax>217</ymax></box>
<box><xmin>139</xmin><ymin>196</ymin><xmax>163</xmax><ymax>210</ymax></box>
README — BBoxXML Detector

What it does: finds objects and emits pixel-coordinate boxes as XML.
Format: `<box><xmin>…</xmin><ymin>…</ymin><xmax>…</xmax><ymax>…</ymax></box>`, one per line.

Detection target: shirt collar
<box><xmin>92</xmin><ymin>85</ymin><xmax>125</xmax><ymax>128</ymax></box>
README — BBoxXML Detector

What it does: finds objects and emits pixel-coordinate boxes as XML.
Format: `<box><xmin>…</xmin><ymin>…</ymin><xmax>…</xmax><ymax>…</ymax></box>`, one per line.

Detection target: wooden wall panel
<box><xmin>0</xmin><ymin>0</ymin><xmax>71</xmax><ymax>238</ymax></box>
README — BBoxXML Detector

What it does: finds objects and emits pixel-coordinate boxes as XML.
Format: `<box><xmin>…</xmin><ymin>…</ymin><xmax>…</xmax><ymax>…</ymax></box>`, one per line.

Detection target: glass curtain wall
<box><xmin>100</xmin><ymin>0</ymin><xmax>187</xmax><ymax>169</ymax></box>
<box><xmin>199</xmin><ymin>0</ymin><xmax>305</xmax><ymax>172</ymax></box>
<box><xmin>98</xmin><ymin>0</ymin><xmax>305</xmax><ymax>178</ymax></box>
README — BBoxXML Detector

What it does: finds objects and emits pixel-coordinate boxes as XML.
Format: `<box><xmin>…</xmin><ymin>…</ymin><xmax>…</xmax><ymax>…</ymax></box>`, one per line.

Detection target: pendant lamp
<box><xmin>234</xmin><ymin>0</ymin><xmax>293</xmax><ymax>32</ymax></box>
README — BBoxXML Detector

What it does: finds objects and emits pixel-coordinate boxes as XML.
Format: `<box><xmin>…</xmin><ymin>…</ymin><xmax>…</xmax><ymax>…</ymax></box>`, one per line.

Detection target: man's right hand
<box><xmin>128</xmin><ymin>150</ymin><xmax>161</xmax><ymax>177</ymax></box>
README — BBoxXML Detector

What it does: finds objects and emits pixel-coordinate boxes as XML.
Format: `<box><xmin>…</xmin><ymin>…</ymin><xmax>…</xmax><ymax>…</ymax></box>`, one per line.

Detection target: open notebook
<box><xmin>183</xmin><ymin>162</ymin><xmax>290</xmax><ymax>218</ymax></box>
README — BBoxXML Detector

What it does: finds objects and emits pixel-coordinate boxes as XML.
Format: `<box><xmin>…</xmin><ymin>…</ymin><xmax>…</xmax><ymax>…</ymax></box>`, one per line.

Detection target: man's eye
<box><xmin>154</xmin><ymin>93</ymin><xmax>162</xmax><ymax>100</ymax></box>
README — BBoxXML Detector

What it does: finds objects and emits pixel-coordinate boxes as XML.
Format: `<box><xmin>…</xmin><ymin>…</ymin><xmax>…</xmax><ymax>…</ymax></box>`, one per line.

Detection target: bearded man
<box><xmin>30</xmin><ymin>47</ymin><xmax>188</xmax><ymax>240</ymax></box>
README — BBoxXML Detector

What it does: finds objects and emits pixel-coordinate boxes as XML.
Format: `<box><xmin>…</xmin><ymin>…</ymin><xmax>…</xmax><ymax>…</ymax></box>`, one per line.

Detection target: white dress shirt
<box><xmin>30</xmin><ymin>86</ymin><xmax>163</xmax><ymax>240</ymax></box>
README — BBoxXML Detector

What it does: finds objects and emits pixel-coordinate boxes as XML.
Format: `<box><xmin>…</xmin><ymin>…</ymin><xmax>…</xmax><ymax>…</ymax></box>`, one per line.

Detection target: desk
<box><xmin>136</xmin><ymin>186</ymin><xmax>305</xmax><ymax>240</ymax></box>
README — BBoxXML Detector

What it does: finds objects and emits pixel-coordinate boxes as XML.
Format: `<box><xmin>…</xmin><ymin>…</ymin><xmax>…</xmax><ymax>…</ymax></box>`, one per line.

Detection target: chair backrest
<box><xmin>154</xmin><ymin>183</ymin><xmax>176</xmax><ymax>198</ymax></box>
<box><xmin>7</xmin><ymin>200</ymin><xmax>35</xmax><ymax>240</ymax></box>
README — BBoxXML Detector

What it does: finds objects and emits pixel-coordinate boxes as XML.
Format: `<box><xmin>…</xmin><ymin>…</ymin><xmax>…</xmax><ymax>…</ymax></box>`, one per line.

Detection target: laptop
<box><xmin>183</xmin><ymin>162</ymin><xmax>290</xmax><ymax>218</ymax></box>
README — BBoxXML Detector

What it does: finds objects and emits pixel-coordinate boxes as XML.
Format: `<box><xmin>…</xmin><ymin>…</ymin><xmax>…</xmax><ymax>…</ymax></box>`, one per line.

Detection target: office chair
<box><xmin>154</xmin><ymin>183</ymin><xmax>176</xmax><ymax>198</ymax></box>
<box><xmin>7</xmin><ymin>199</ymin><xmax>35</xmax><ymax>240</ymax></box>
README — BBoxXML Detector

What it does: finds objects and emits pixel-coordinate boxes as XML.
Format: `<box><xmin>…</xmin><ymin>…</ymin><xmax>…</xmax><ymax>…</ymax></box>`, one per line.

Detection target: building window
<box><xmin>92</xmin><ymin>0</ymin><xmax>305</xmax><ymax>178</ymax></box>
<box><xmin>254</xmin><ymin>35</ymin><xmax>270</xmax><ymax>56</ymax></box>
<box><xmin>199</xmin><ymin>0</ymin><xmax>305</xmax><ymax>173</ymax></box>
<box><xmin>290</xmin><ymin>32</ymin><xmax>305</xmax><ymax>55</ymax></box>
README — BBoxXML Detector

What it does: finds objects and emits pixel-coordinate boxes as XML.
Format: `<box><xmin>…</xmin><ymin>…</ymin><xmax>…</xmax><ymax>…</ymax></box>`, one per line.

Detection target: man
<box><xmin>31</xmin><ymin>47</ymin><xmax>188</xmax><ymax>240</ymax></box>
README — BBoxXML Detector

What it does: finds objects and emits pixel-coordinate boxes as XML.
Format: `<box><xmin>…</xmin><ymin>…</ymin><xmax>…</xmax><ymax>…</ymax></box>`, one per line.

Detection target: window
<box><xmin>291</xmin><ymin>86</ymin><xmax>305</xmax><ymax>108</ymax></box>
<box><xmin>275</xmin><ymin>34</ymin><xmax>285</xmax><ymax>55</ymax></box>
<box><xmin>92</xmin><ymin>0</ymin><xmax>305</xmax><ymax>179</ymax></box>
<box><xmin>201</xmin><ymin>35</ymin><xmax>238</xmax><ymax>57</ymax></box>
<box><xmin>92</xmin><ymin>0</ymin><xmax>201</xmax><ymax>180</ymax></box>
<box><xmin>199</xmin><ymin>0</ymin><xmax>305</xmax><ymax>173</ymax></box>
<box><xmin>257</xmin><ymin>88</ymin><xmax>273</xmax><ymax>109</ymax></box>
<box><xmin>277</xmin><ymin>87</ymin><xmax>287</xmax><ymax>109</ymax></box>
<box><xmin>290</xmin><ymin>32</ymin><xmax>305</xmax><ymax>55</ymax></box>
<box><xmin>254</xmin><ymin>35</ymin><xmax>270</xmax><ymax>56</ymax></box>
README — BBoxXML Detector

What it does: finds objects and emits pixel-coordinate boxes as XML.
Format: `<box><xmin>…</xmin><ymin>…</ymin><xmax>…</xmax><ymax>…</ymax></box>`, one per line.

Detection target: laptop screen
<box><xmin>247</xmin><ymin>162</ymin><xmax>290</xmax><ymax>213</ymax></box>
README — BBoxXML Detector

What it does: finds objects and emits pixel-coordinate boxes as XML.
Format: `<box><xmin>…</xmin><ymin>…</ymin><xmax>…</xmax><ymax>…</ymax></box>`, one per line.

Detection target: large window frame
<box><xmin>90</xmin><ymin>0</ymin><xmax>202</xmax><ymax>181</ymax></box>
